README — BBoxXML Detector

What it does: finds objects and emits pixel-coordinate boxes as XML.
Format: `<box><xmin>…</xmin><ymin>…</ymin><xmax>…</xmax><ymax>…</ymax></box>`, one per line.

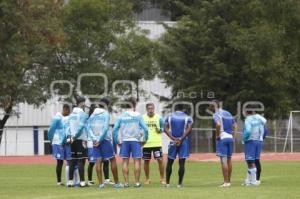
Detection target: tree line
<box><xmin>1</xmin><ymin>0</ymin><xmax>300</xmax><ymax>143</ymax></box>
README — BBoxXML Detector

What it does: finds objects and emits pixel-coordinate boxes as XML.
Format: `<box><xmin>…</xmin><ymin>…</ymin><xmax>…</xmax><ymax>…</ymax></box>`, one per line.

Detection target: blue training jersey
<box><xmin>112</xmin><ymin>110</ymin><xmax>148</xmax><ymax>144</ymax></box>
<box><xmin>213</xmin><ymin>109</ymin><xmax>235</xmax><ymax>134</ymax></box>
<box><xmin>243</xmin><ymin>114</ymin><xmax>267</xmax><ymax>142</ymax></box>
<box><xmin>48</xmin><ymin>113</ymin><xmax>68</xmax><ymax>145</ymax></box>
<box><xmin>87</xmin><ymin>108</ymin><xmax>110</xmax><ymax>143</ymax></box>
<box><xmin>66</xmin><ymin>107</ymin><xmax>89</xmax><ymax>141</ymax></box>
<box><xmin>165</xmin><ymin>111</ymin><xmax>193</xmax><ymax>138</ymax></box>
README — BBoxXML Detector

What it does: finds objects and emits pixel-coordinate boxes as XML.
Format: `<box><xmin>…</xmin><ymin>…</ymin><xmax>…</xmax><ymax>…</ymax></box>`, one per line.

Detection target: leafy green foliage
<box><xmin>0</xmin><ymin>0</ymin><xmax>157</xmax><ymax>143</ymax></box>
<box><xmin>157</xmin><ymin>0</ymin><xmax>300</xmax><ymax>118</ymax></box>
<box><xmin>0</xmin><ymin>0</ymin><xmax>65</xmax><ymax>135</ymax></box>
<box><xmin>56</xmin><ymin>0</ymin><xmax>157</xmax><ymax>100</ymax></box>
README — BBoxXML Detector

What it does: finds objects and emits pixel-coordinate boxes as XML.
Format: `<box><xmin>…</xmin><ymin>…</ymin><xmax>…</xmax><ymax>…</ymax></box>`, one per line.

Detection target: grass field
<box><xmin>0</xmin><ymin>161</ymin><xmax>300</xmax><ymax>199</ymax></box>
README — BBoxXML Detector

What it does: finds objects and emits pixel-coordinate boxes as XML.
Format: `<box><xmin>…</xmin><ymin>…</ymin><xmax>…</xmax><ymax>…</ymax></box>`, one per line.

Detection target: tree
<box><xmin>0</xmin><ymin>0</ymin><xmax>157</xmax><ymax>146</ymax></box>
<box><xmin>0</xmin><ymin>0</ymin><xmax>65</xmax><ymax>143</ymax></box>
<box><xmin>54</xmin><ymin>0</ymin><xmax>156</xmax><ymax>102</ymax></box>
<box><xmin>159</xmin><ymin>0</ymin><xmax>196</xmax><ymax>21</ymax></box>
<box><xmin>157</xmin><ymin>0</ymin><xmax>300</xmax><ymax>119</ymax></box>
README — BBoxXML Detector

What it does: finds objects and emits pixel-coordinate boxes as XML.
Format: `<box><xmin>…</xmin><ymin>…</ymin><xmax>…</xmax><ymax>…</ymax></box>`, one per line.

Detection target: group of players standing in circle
<box><xmin>48</xmin><ymin>97</ymin><xmax>267</xmax><ymax>189</ymax></box>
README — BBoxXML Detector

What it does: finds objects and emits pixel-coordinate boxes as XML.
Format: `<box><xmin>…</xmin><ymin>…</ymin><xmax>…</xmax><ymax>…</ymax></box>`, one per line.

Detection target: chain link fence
<box><xmin>1</xmin><ymin>119</ymin><xmax>300</xmax><ymax>156</ymax></box>
<box><xmin>189</xmin><ymin>119</ymin><xmax>300</xmax><ymax>153</ymax></box>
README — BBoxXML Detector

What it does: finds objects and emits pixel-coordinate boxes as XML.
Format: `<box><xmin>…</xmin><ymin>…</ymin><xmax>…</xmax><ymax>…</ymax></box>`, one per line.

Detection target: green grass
<box><xmin>0</xmin><ymin>161</ymin><xmax>300</xmax><ymax>199</ymax></box>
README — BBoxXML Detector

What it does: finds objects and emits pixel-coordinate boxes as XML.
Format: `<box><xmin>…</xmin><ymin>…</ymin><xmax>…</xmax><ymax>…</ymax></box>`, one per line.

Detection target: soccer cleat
<box><xmin>134</xmin><ymin>183</ymin><xmax>141</xmax><ymax>188</ymax></box>
<box><xmin>242</xmin><ymin>178</ymin><xmax>250</xmax><ymax>186</ymax></box>
<box><xmin>104</xmin><ymin>179</ymin><xmax>114</xmax><ymax>185</ymax></box>
<box><xmin>79</xmin><ymin>181</ymin><xmax>87</xmax><ymax>187</ymax></box>
<box><xmin>256</xmin><ymin>180</ymin><xmax>261</xmax><ymax>185</ymax></box>
<box><xmin>144</xmin><ymin>179</ymin><xmax>151</xmax><ymax>185</ymax></box>
<box><xmin>243</xmin><ymin>180</ymin><xmax>260</xmax><ymax>187</ymax></box>
<box><xmin>160</xmin><ymin>179</ymin><xmax>166</xmax><ymax>185</ymax></box>
<box><xmin>67</xmin><ymin>180</ymin><xmax>74</xmax><ymax>187</ymax></box>
<box><xmin>57</xmin><ymin>182</ymin><xmax>64</xmax><ymax>186</ymax></box>
<box><xmin>177</xmin><ymin>184</ymin><xmax>183</xmax><ymax>188</ymax></box>
<box><xmin>87</xmin><ymin>181</ymin><xmax>95</xmax><ymax>186</ymax></box>
<box><xmin>250</xmin><ymin>181</ymin><xmax>260</xmax><ymax>186</ymax></box>
<box><xmin>99</xmin><ymin>183</ymin><xmax>106</xmax><ymax>189</ymax></box>
<box><xmin>219</xmin><ymin>183</ymin><xmax>231</xmax><ymax>188</ymax></box>
<box><xmin>113</xmin><ymin>183</ymin><xmax>124</xmax><ymax>188</ymax></box>
<box><xmin>165</xmin><ymin>184</ymin><xmax>170</xmax><ymax>188</ymax></box>
<box><xmin>124</xmin><ymin>183</ymin><xmax>130</xmax><ymax>188</ymax></box>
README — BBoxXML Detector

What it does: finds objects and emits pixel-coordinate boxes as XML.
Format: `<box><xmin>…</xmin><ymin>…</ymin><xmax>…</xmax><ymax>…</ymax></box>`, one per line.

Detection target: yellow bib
<box><xmin>143</xmin><ymin>114</ymin><xmax>162</xmax><ymax>148</ymax></box>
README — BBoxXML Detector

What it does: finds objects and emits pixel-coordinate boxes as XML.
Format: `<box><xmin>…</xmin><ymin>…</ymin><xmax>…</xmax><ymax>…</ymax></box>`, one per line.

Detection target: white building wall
<box><xmin>0</xmin><ymin>127</ymin><xmax>33</xmax><ymax>156</ymax></box>
<box><xmin>138</xmin><ymin>21</ymin><xmax>175</xmax><ymax>40</ymax></box>
<box><xmin>0</xmin><ymin>127</ymin><xmax>48</xmax><ymax>156</ymax></box>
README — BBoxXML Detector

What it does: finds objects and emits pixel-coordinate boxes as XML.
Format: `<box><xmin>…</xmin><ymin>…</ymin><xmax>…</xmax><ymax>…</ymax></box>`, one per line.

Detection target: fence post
<box><xmin>195</xmin><ymin>130</ymin><xmax>198</xmax><ymax>153</ymax></box>
<box><xmin>273</xmin><ymin>120</ymin><xmax>277</xmax><ymax>153</ymax></box>
<box><xmin>4</xmin><ymin>128</ymin><xmax>7</xmax><ymax>156</ymax></box>
<box><xmin>33</xmin><ymin>126</ymin><xmax>39</xmax><ymax>155</ymax></box>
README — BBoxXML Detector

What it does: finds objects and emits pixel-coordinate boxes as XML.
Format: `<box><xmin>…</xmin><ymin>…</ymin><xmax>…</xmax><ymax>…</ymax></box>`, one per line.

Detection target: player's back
<box><xmin>68</xmin><ymin>107</ymin><xmax>88</xmax><ymax>140</ymax></box>
<box><xmin>213</xmin><ymin>109</ymin><xmax>235</xmax><ymax>134</ymax></box>
<box><xmin>245</xmin><ymin>114</ymin><xmax>266</xmax><ymax>141</ymax></box>
<box><xmin>113</xmin><ymin>110</ymin><xmax>148</xmax><ymax>143</ymax></box>
<box><xmin>117</xmin><ymin>111</ymin><xmax>142</xmax><ymax>140</ymax></box>
<box><xmin>168</xmin><ymin>111</ymin><xmax>192</xmax><ymax>138</ymax></box>
<box><xmin>48</xmin><ymin>113</ymin><xmax>64</xmax><ymax>145</ymax></box>
<box><xmin>87</xmin><ymin>108</ymin><xmax>110</xmax><ymax>141</ymax></box>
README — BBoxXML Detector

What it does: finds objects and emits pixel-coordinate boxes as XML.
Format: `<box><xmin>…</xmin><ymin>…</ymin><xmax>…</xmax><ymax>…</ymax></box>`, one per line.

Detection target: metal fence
<box><xmin>189</xmin><ymin>119</ymin><xmax>300</xmax><ymax>153</ymax></box>
<box><xmin>1</xmin><ymin>119</ymin><xmax>300</xmax><ymax>156</ymax></box>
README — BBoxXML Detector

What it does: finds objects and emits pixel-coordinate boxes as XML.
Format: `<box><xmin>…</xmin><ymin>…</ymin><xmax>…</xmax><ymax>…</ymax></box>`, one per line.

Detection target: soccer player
<box><xmin>210</xmin><ymin>100</ymin><xmax>237</xmax><ymax>188</ymax></box>
<box><xmin>164</xmin><ymin>104</ymin><xmax>193</xmax><ymax>188</ymax></box>
<box><xmin>87</xmin><ymin>98</ymin><xmax>122</xmax><ymax>189</ymax></box>
<box><xmin>103</xmin><ymin>160</ymin><xmax>113</xmax><ymax>185</ymax></box>
<box><xmin>142</xmin><ymin>102</ymin><xmax>165</xmax><ymax>185</ymax></box>
<box><xmin>87</xmin><ymin>104</ymin><xmax>96</xmax><ymax>186</ymax></box>
<box><xmin>48</xmin><ymin>104</ymin><xmax>70</xmax><ymax>186</ymax></box>
<box><xmin>66</xmin><ymin>96</ymin><xmax>89</xmax><ymax>187</ymax></box>
<box><xmin>242</xmin><ymin>107</ymin><xmax>267</xmax><ymax>186</ymax></box>
<box><xmin>112</xmin><ymin>98</ymin><xmax>148</xmax><ymax>188</ymax></box>
<box><xmin>87</xmin><ymin>104</ymin><xmax>112</xmax><ymax>186</ymax></box>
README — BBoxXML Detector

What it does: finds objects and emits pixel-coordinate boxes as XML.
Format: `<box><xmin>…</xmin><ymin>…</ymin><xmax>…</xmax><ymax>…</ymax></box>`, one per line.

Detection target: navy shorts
<box><xmin>244</xmin><ymin>140</ymin><xmax>263</xmax><ymax>160</ymax></box>
<box><xmin>93</xmin><ymin>139</ymin><xmax>115</xmax><ymax>160</ymax></box>
<box><xmin>120</xmin><ymin>141</ymin><xmax>142</xmax><ymax>159</ymax></box>
<box><xmin>87</xmin><ymin>141</ymin><xmax>96</xmax><ymax>163</ymax></box>
<box><xmin>87</xmin><ymin>148</ymin><xmax>96</xmax><ymax>162</ymax></box>
<box><xmin>216</xmin><ymin>138</ymin><xmax>234</xmax><ymax>158</ymax></box>
<box><xmin>52</xmin><ymin>144</ymin><xmax>71</xmax><ymax>160</ymax></box>
<box><xmin>168</xmin><ymin>139</ymin><xmax>190</xmax><ymax>159</ymax></box>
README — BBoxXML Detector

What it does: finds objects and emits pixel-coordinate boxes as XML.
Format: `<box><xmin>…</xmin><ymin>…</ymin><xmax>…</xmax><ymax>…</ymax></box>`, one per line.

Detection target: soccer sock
<box><xmin>178</xmin><ymin>159</ymin><xmax>186</xmax><ymax>185</ymax></box>
<box><xmin>255</xmin><ymin>159</ymin><xmax>261</xmax><ymax>181</ymax></box>
<box><xmin>103</xmin><ymin>160</ymin><xmax>109</xmax><ymax>180</ymax></box>
<box><xmin>88</xmin><ymin>162</ymin><xmax>95</xmax><ymax>181</ymax></box>
<box><xmin>248</xmin><ymin>168</ymin><xmax>257</xmax><ymax>184</ymax></box>
<box><xmin>77</xmin><ymin>159</ymin><xmax>85</xmax><ymax>182</ymax></box>
<box><xmin>56</xmin><ymin>160</ymin><xmax>63</xmax><ymax>183</ymax></box>
<box><xmin>74</xmin><ymin>168</ymin><xmax>80</xmax><ymax>184</ymax></box>
<box><xmin>65</xmin><ymin>165</ymin><xmax>70</xmax><ymax>184</ymax></box>
<box><xmin>245</xmin><ymin>172</ymin><xmax>250</xmax><ymax>183</ymax></box>
<box><xmin>69</xmin><ymin>160</ymin><xmax>76</xmax><ymax>181</ymax></box>
<box><xmin>166</xmin><ymin>158</ymin><xmax>174</xmax><ymax>184</ymax></box>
